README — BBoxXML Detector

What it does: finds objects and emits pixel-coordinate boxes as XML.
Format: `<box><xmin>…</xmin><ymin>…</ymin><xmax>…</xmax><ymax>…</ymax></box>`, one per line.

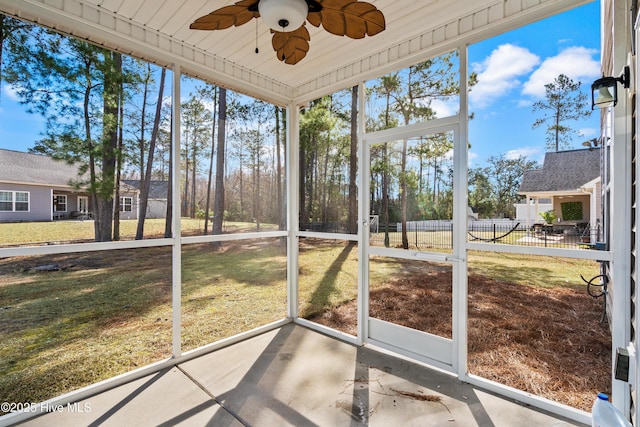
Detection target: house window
<box><xmin>0</xmin><ymin>191</ymin><xmax>12</xmax><ymax>211</ymax></box>
<box><xmin>0</xmin><ymin>191</ymin><xmax>30</xmax><ymax>212</ymax></box>
<box><xmin>53</xmin><ymin>195</ymin><xmax>67</xmax><ymax>212</ymax></box>
<box><xmin>120</xmin><ymin>197</ymin><xmax>133</xmax><ymax>212</ymax></box>
<box><xmin>15</xmin><ymin>192</ymin><xmax>29</xmax><ymax>211</ymax></box>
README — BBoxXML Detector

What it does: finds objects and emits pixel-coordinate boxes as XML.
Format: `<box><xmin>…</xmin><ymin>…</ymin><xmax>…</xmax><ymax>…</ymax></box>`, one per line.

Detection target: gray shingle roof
<box><xmin>519</xmin><ymin>148</ymin><xmax>601</xmax><ymax>193</ymax></box>
<box><xmin>0</xmin><ymin>148</ymin><xmax>82</xmax><ymax>187</ymax></box>
<box><xmin>122</xmin><ymin>180</ymin><xmax>169</xmax><ymax>199</ymax></box>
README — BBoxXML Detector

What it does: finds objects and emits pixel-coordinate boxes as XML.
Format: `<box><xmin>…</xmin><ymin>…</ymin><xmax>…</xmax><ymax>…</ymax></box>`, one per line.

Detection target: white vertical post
<box><xmin>610</xmin><ymin>0</ymin><xmax>631</xmax><ymax>414</ymax></box>
<box><xmin>287</xmin><ymin>102</ymin><xmax>299</xmax><ymax>320</ymax></box>
<box><xmin>171</xmin><ymin>65</ymin><xmax>182</xmax><ymax>359</ymax></box>
<box><xmin>357</xmin><ymin>81</ymin><xmax>368</xmax><ymax>345</ymax></box>
<box><xmin>454</xmin><ymin>44</ymin><xmax>469</xmax><ymax>376</ymax></box>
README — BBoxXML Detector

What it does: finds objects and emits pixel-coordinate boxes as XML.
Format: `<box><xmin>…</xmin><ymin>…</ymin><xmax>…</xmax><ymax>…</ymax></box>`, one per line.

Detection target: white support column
<box><xmin>287</xmin><ymin>102</ymin><xmax>300</xmax><ymax>320</ymax></box>
<box><xmin>610</xmin><ymin>0</ymin><xmax>632</xmax><ymax>414</ymax></box>
<box><xmin>357</xmin><ymin>81</ymin><xmax>368</xmax><ymax>346</ymax></box>
<box><xmin>454</xmin><ymin>44</ymin><xmax>469</xmax><ymax>376</ymax></box>
<box><xmin>171</xmin><ymin>65</ymin><xmax>182</xmax><ymax>359</ymax></box>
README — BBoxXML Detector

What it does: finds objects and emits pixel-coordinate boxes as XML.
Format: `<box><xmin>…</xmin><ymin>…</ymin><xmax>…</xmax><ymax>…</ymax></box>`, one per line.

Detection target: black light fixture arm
<box><xmin>592</xmin><ymin>66</ymin><xmax>630</xmax><ymax>91</ymax></box>
<box><xmin>617</xmin><ymin>65</ymin><xmax>630</xmax><ymax>89</ymax></box>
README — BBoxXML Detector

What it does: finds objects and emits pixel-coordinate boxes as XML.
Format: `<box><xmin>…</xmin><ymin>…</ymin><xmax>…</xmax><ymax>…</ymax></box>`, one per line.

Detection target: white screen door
<box><xmin>365</xmin><ymin>127</ymin><xmax>460</xmax><ymax>371</ymax></box>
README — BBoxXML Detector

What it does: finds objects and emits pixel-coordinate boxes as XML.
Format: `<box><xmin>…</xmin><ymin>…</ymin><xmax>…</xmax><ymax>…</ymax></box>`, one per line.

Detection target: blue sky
<box><xmin>0</xmin><ymin>1</ymin><xmax>601</xmax><ymax>169</ymax></box>
<box><xmin>467</xmin><ymin>1</ymin><xmax>601</xmax><ymax>167</ymax></box>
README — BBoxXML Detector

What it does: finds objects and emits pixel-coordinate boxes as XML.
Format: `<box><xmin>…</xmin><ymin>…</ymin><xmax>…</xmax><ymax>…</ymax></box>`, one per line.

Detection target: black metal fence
<box><xmin>369</xmin><ymin>221</ymin><xmax>603</xmax><ymax>250</ymax></box>
<box><xmin>300</xmin><ymin>218</ymin><xmax>604</xmax><ymax>250</ymax></box>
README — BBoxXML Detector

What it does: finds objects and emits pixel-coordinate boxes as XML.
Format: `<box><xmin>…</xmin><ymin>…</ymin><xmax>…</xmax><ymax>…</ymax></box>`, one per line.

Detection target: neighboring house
<box><xmin>0</xmin><ymin>148</ymin><xmax>91</xmax><ymax>222</ymax></box>
<box><xmin>121</xmin><ymin>180</ymin><xmax>169</xmax><ymax>220</ymax></box>
<box><xmin>518</xmin><ymin>148</ymin><xmax>602</xmax><ymax>237</ymax></box>
<box><xmin>0</xmin><ymin>149</ymin><xmax>167</xmax><ymax>222</ymax></box>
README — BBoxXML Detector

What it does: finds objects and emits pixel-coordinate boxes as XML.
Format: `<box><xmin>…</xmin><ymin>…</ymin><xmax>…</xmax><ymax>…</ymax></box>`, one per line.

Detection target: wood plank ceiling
<box><xmin>0</xmin><ymin>0</ymin><xmax>591</xmax><ymax>104</ymax></box>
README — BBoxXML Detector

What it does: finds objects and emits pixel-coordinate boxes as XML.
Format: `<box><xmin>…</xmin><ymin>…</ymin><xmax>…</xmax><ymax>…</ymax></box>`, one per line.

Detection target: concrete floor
<box><xmin>17</xmin><ymin>324</ymin><xmax>586</xmax><ymax>426</ymax></box>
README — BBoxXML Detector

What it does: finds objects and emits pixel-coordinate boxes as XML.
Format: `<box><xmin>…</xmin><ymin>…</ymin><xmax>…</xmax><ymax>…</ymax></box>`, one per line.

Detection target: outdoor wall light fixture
<box><xmin>591</xmin><ymin>66</ymin><xmax>630</xmax><ymax>109</ymax></box>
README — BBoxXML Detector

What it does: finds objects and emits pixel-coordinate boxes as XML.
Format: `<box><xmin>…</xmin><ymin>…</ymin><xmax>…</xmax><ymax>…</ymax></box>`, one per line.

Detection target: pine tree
<box><xmin>532</xmin><ymin>74</ymin><xmax>591</xmax><ymax>152</ymax></box>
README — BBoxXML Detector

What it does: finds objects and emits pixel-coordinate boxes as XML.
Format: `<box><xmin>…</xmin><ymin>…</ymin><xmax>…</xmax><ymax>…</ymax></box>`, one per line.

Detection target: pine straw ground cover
<box><xmin>309</xmin><ymin>257</ymin><xmax>610</xmax><ymax>412</ymax></box>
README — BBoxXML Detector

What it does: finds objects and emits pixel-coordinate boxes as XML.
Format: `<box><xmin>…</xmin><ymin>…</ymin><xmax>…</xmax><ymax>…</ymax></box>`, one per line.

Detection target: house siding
<box><xmin>0</xmin><ymin>184</ymin><xmax>51</xmax><ymax>222</ymax></box>
<box><xmin>118</xmin><ymin>191</ymin><xmax>138</xmax><ymax>221</ymax></box>
<box><xmin>147</xmin><ymin>199</ymin><xmax>167</xmax><ymax>219</ymax></box>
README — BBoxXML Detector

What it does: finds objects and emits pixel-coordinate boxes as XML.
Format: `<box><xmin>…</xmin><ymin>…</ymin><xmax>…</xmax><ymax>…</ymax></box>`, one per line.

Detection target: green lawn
<box><xmin>0</xmin><ymin>221</ymin><xmax>602</xmax><ymax>414</ymax></box>
<box><xmin>0</xmin><ymin>218</ymin><xmax>279</xmax><ymax>246</ymax></box>
<box><xmin>0</xmin><ymin>240</ymin><xmax>288</xmax><ymax>409</ymax></box>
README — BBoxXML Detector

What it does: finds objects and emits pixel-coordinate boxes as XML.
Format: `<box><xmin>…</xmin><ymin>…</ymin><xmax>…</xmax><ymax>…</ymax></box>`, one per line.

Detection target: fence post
<box><xmin>493</xmin><ymin>223</ymin><xmax>496</xmax><ymax>244</ymax></box>
<box><xmin>451</xmin><ymin>223</ymin><xmax>453</xmax><ymax>249</ymax></box>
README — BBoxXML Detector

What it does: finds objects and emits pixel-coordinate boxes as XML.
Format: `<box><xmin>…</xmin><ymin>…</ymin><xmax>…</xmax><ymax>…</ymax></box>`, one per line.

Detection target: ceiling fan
<box><xmin>190</xmin><ymin>0</ymin><xmax>386</xmax><ymax>65</ymax></box>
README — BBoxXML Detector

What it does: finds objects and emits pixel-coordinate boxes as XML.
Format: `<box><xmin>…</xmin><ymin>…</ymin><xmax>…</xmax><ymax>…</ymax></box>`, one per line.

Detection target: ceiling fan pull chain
<box><xmin>255</xmin><ymin>19</ymin><xmax>259</xmax><ymax>54</ymax></box>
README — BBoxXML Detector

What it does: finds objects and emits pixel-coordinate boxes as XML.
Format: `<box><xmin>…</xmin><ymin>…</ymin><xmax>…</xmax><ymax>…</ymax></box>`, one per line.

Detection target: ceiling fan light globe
<box><xmin>258</xmin><ymin>0</ymin><xmax>308</xmax><ymax>32</ymax></box>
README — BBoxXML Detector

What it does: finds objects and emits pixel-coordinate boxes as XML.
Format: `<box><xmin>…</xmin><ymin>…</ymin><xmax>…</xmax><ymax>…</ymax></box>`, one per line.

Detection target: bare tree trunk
<box><xmin>322</xmin><ymin>140</ymin><xmax>330</xmax><ymax>223</ymax></box>
<box><xmin>95</xmin><ymin>51</ymin><xmax>120</xmax><ymax>242</ymax></box>
<box><xmin>275</xmin><ymin>106</ymin><xmax>284</xmax><ymax>230</ymax></box>
<box><xmin>164</xmin><ymin>112</ymin><xmax>173</xmax><ymax>238</ymax></box>
<box><xmin>348</xmin><ymin>85</ymin><xmax>358</xmax><ymax>234</ymax></box>
<box><xmin>239</xmin><ymin>152</ymin><xmax>245</xmax><ymax>221</ymax></box>
<box><xmin>382</xmin><ymin>145</ymin><xmax>390</xmax><ymax>248</ymax></box>
<box><xmin>212</xmin><ymin>87</ymin><xmax>227</xmax><ymax>241</ymax></box>
<box><xmin>299</xmin><ymin>141</ymin><xmax>306</xmax><ymax>226</ymax></box>
<box><xmin>190</xmin><ymin>144</ymin><xmax>197</xmax><ymax>218</ymax></box>
<box><xmin>306</xmin><ymin>141</ymin><xmax>316</xmax><ymax>224</ymax></box>
<box><xmin>183</xmin><ymin>155</ymin><xmax>190</xmax><ymax>217</ymax></box>
<box><xmin>204</xmin><ymin>87</ymin><xmax>217</xmax><ymax>235</ymax></box>
<box><xmin>253</xmin><ymin>147</ymin><xmax>261</xmax><ymax>231</ymax></box>
<box><xmin>139</xmin><ymin>65</ymin><xmax>150</xmax><ymax>180</ymax></box>
<box><xmin>136</xmin><ymin>67</ymin><xmax>166</xmax><ymax>239</ymax></box>
<box><xmin>113</xmin><ymin>61</ymin><xmax>124</xmax><ymax>241</ymax></box>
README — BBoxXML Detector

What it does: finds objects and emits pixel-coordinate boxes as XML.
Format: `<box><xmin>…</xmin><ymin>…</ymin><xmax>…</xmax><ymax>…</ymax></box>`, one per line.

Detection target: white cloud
<box><xmin>578</xmin><ymin>128</ymin><xmax>597</xmax><ymax>137</ymax></box>
<box><xmin>2</xmin><ymin>85</ymin><xmax>19</xmax><ymax>101</ymax></box>
<box><xmin>522</xmin><ymin>46</ymin><xmax>600</xmax><ymax>98</ymax></box>
<box><xmin>517</xmin><ymin>98</ymin><xmax>535</xmax><ymax>108</ymax></box>
<box><xmin>470</xmin><ymin>44</ymin><xmax>540</xmax><ymax>109</ymax></box>
<box><xmin>467</xmin><ymin>151</ymin><xmax>478</xmax><ymax>167</ymax></box>
<box><xmin>431</xmin><ymin>98</ymin><xmax>458</xmax><ymax>118</ymax></box>
<box><xmin>505</xmin><ymin>146</ymin><xmax>542</xmax><ymax>160</ymax></box>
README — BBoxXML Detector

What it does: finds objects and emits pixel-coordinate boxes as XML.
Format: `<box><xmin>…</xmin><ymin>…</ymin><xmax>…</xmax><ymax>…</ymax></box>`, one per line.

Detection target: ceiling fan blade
<box><xmin>190</xmin><ymin>0</ymin><xmax>259</xmax><ymax>31</ymax></box>
<box><xmin>271</xmin><ymin>25</ymin><xmax>311</xmax><ymax>65</ymax></box>
<box><xmin>309</xmin><ymin>0</ymin><xmax>385</xmax><ymax>39</ymax></box>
